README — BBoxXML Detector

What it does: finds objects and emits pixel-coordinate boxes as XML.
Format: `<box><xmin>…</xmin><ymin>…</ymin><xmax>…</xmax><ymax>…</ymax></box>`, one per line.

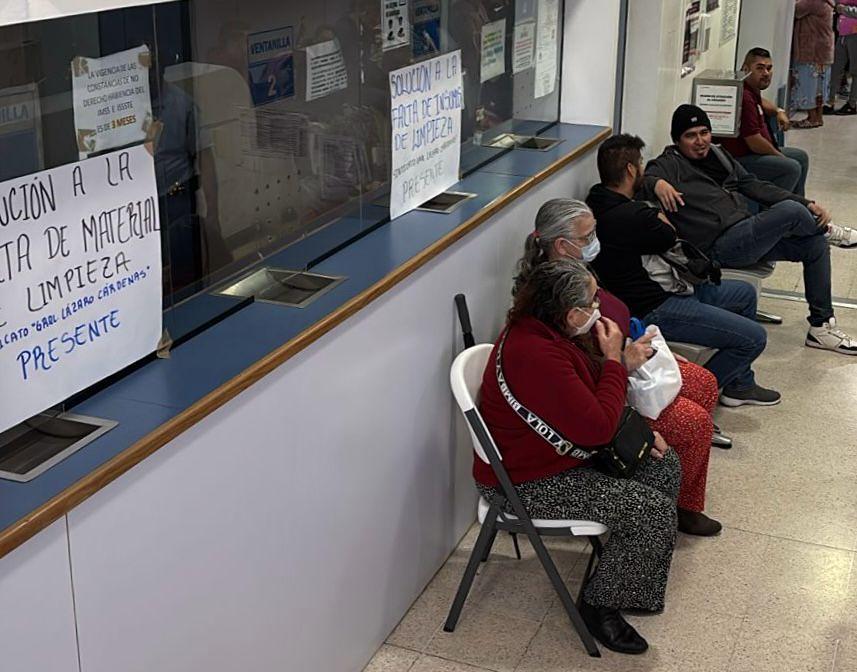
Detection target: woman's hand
<box><xmin>593</xmin><ymin>318</ymin><xmax>624</xmax><ymax>363</ymax></box>
<box><xmin>650</xmin><ymin>431</ymin><xmax>669</xmax><ymax>460</ymax></box>
<box><xmin>674</xmin><ymin>352</ymin><xmax>689</xmax><ymax>364</ymax></box>
<box><xmin>623</xmin><ymin>332</ymin><xmax>656</xmax><ymax>371</ymax></box>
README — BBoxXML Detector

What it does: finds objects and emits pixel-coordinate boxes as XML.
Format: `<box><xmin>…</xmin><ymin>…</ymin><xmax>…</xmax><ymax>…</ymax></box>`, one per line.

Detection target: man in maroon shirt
<box><xmin>719</xmin><ymin>48</ymin><xmax>809</xmax><ymax>195</ymax></box>
<box><xmin>718</xmin><ymin>47</ymin><xmax>856</xmax><ymax>247</ymax></box>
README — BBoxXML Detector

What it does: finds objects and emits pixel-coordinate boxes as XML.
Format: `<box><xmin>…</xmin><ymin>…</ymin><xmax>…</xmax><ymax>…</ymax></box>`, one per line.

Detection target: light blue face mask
<box><xmin>564</xmin><ymin>236</ymin><xmax>601</xmax><ymax>263</ymax></box>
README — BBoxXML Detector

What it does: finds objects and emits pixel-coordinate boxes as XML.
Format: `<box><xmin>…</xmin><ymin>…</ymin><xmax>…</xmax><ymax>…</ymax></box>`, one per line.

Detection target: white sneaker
<box><xmin>806</xmin><ymin>318</ymin><xmax>857</xmax><ymax>355</ymax></box>
<box><xmin>826</xmin><ymin>222</ymin><xmax>857</xmax><ymax>248</ymax></box>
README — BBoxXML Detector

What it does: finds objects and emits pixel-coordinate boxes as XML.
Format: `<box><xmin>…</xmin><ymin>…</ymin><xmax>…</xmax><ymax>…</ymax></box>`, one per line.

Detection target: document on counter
<box><xmin>534</xmin><ymin>0</ymin><xmax>558</xmax><ymax>98</ymax></box>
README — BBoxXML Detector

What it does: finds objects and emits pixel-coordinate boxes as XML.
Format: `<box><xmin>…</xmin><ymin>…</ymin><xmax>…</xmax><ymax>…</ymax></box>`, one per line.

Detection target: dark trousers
<box><xmin>710</xmin><ymin>200</ymin><xmax>832</xmax><ymax>327</ymax></box>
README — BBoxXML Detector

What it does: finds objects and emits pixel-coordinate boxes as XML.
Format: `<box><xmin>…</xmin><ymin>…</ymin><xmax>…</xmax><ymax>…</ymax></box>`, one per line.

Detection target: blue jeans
<box><xmin>737</xmin><ymin>146</ymin><xmax>809</xmax><ymax>197</ymax></box>
<box><xmin>643</xmin><ymin>280</ymin><xmax>766</xmax><ymax>392</ymax></box>
<box><xmin>710</xmin><ymin>200</ymin><xmax>832</xmax><ymax>327</ymax></box>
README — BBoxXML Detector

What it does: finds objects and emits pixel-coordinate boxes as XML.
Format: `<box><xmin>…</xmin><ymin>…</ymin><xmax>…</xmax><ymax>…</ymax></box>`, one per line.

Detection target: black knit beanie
<box><xmin>670</xmin><ymin>104</ymin><xmax>712</xmax><ymax>141</ymax></box>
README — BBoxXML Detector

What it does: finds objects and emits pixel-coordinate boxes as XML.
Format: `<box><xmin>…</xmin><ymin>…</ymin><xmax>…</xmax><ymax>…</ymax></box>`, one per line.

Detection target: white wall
<box><xmin>736</xmin><ymin>0</ymin><xmax>795</xmax><ymax>107</ymax></box>
<box><xmin>560</xmin><ymin>0</ymin><xmax>622</xmax><ymax>127</ymax></box>
<box><xmin>623</xmin><ymin>0</ymin><xmax>743</xmax><ymax>153</ymax></box>
<box><xmin>64</xmin><ymin>154</ymin><xmax>602</xmax><ymax>672</ymax></box>
<box><xmin>0</xmin><ymin>519</ymin><xmax>79</xmax><ymax>672</ymax></box>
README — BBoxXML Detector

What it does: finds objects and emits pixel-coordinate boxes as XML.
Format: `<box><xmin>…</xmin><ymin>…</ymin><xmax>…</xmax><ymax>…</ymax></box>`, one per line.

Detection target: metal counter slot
<box><xmin>215</xmin><ymin>268</ymin><xmax>346</xmax><ymax>308</ymax></box>
<box><xmin>0</xmin><ymin>413</ymin><xmax>117</xmax><ymax>482</ymax></box>
<box><xmin>481</xmin><ymin>133</ymin><xmax>564</xmax><ymax>151</ymax></box>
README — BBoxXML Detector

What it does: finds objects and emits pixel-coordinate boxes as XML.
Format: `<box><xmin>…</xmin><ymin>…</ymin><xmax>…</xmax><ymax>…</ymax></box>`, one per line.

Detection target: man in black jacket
<box><xmin>587</xmin><ymin>134</ymin><xmax>778</xmax><ymax>406</ymax></box>
<box><xmin>641</xmin><ymin>104</ymin><xmax>857</xmax><ymax>356</ymax></box>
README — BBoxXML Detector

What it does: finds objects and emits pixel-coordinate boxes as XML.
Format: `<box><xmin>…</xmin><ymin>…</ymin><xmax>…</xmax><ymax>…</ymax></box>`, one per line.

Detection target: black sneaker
<box><xmin>719</xmin><ymin>384</ymin><xmax>782</xmax><ymax>407</ymax></box>
<box><xmin>823</xmin><ymin>104</ymin><xmax>837</xmax><ymax>115</ymax></box>
<box><xmin>835</xmin><ymin>104</ymin><xmax>857</xmax><ymax>116</ymax></box>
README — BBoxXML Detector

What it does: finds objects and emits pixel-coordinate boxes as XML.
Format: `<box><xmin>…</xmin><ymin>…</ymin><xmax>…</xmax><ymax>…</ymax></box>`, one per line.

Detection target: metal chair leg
<box><xmin>510</xmin><ymin>532</ymin><xmax>522</xmax><ymax>560</ymax></box>
<box><xmin>576</xmin><ymin>537</ymin><xmax>601</xmax><ymax>607</ymax></box>
<box><xmin>480</xmin><ymin>528</ymin><xmax>498</xmax><ymax>563</ymax></box>
<box><xmin>444</xmin><ymin>506</ymin><xmax>499</xmax><ymax>633</ymax></box>
<box><xmin>526</xmin><ymin>530</ymin><xmax>600</xmax><ymax>657</ymax></box>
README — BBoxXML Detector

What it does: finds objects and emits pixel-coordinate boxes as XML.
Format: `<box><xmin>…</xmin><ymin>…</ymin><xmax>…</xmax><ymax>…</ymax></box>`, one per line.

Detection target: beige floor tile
<box><xmin>410</xmin><ymin>655</ymin><xmax>497</xmax><ymax>672</ymax></box>
<box><xmin>728</xmin><ymin>623</ymin><xmax>839</xmax><ymax>672</ymax></box>
<box><xmin>426</xmin><ymin>608</ymin><xmax>541</xmax><ymax>672</ymax></box>
<box><xmin>364</xmin><ymin>645</ymin><xmax>420</xmax><ymax>672</ymax></box>
<box><xmin>663</xmin><ymin>528</ymin><xmax>770</xmax><ymax>617</ymax></box>
<box><xmin>833</xmin><ymin>635</ymin><xmax>857</xmax><ymax>672</ymax></box>
<box><xmin>467</xmin><ymin>565</ymin><xmax>561</xmax><ymax>623</ymax></box>
<box><xmin>519</xmin><ymin>602</ymin><xmax>742</xmax><ymax>672</ymax></box>
<box><xmin>741</xmin><ymin>538</ymin><xmax>855</xmax><ymax>637</ymax></box>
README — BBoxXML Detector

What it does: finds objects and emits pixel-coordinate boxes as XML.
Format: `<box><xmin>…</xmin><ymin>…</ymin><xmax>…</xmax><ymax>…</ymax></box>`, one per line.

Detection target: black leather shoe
<box><xmin>711</xmin><ymin>424</ymin><xmax>733</xmax><ymax>449</ymax></box>
<box><xmin>580</xmin><ymin>600</ymin><xmax>649</xmax><ymax>655</ymax></box>
<box><xmin>677</xmin><ymin>508</ymin><xmax>722</xmax><ymax>536</ymax></box>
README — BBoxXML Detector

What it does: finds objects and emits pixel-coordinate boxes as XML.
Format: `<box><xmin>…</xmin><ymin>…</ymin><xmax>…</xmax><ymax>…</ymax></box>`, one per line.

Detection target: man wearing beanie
<box><xmin>639</xmin><ymin>104</ymin><xmax>857</xmax><ymax>355</ymax></box>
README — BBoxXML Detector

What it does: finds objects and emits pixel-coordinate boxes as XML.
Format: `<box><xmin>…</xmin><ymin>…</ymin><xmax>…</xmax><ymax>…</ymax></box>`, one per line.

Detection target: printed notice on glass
<box><xmin>389</xmin><ymin>50</ymin><xmax>463</xmax><ymax>220</ymax></box>
<box><xmin>694</xmin><ymin>83</ymin><xmax>740</xmax><ymax>135</ymax></box>
<box><xmin>306</xmin><ymin>40</ymin><xmax>348</xmax><ymax>101</ymax></box>
<box><xmin>720</xmin><ymin>0</ymin><xmax>738</xmax><ymax>46</ymax></box>
<box><xmin>413</xmin><ymin>0</ymin><xmax>441</xmax><ymax>56</ymax></box>
<box><xmin>534</xmin><ymin>0</ymin><xmax>558</xmax><ymax>98</ymax></box>
<box><xmin>383</xmin><ymin>0</ymin><xmax>410</xmax><ymax>51</ymax></box>
<box><xmin>71</xmin><ymin>45</ymin><xmax>152</xmax><ymax>159</ymax></box>
<box><xmin>247</xmin><ymin>27</ymin><xmax>295</xmax><ymax>106</ymax></box>
<box><xmin>480</xmin><ymin>19</ymin><xmax>506</xmax><ymax>82</ymax></box>
<box><xmin>0</xmin><ymin>144</ymin><xmax>162</xmax><ymax>432</ymax></box>
<box><xmin>513</xmin><ymin>20</ymin><xmax>536</xmax><ymax>73</ymax></box>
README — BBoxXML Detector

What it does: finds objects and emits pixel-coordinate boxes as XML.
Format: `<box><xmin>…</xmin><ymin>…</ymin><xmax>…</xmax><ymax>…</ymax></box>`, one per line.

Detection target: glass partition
<box><xmin>0</xmin><ymin>0</ymin><xmax>564</xmax><ymax>357</ymax></box>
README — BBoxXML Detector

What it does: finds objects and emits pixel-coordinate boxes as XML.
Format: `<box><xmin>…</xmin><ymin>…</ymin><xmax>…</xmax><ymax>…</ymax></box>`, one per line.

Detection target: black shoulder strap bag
<box><xmin>495</xmin><ymin>328</ymin><xmax>654</xmax><ymax>478</ymax></box>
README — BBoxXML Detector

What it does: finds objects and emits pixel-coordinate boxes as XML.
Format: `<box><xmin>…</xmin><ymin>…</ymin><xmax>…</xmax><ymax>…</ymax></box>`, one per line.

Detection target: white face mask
<box><xmin>572</xmin><ymin>307</ymin><xmax>601</xmax><ymax>336</ymax></box>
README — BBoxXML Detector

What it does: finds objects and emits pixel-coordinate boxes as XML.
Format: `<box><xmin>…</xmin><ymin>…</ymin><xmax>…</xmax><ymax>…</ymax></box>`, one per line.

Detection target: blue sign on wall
<box><xmin>247</xmin><ymin>27</ymin><xmax>295</xmax><ymax>107</ymax></box>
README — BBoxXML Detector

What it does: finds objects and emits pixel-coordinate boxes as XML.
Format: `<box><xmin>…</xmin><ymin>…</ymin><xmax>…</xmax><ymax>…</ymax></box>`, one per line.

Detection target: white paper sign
<box><xmin>534</xmin><ymin>0</ymin><xmax>558</xmax><ymax>98</ymax></box>
<box><xmin>695</xmin><ymin>83</ymin><xmax>739</xmax><ymax>135</ymax></box>
<box><xmin>720</xmin><ymin>0</ymin><xmax>738</xmax><ymax>46</ymax></box>
<box><xmin>71</xmin><ymin>45</ymin><xmax>153</xmax><ymax>159</ymax></box>
<box><xmin>306</xmin><ymin>40</ymin><xmax>349</xmax><ymax>101</ymax></box>
<box><xmin>480</xmin><ymin>19</ymin><xmax>506</xmax><ymax>83</ymax></box>
<box><xmin>389</xmin><ymin>50</ymin><xmax>463</xmax><ymax>220</ymax></box>
<box><xmin>382</xmin><ymin>0</ymin><xmax>410</xmax><ymax>51</ymax></box>
<box><xmin>513</xmin><ymin>20</ymin><xmax>536</xmax><ymax>73</ymax></box>
<box><xmin>0</xmin><ymin>145</ymin><xmax>162</xmax><ymax>431</ymax></box>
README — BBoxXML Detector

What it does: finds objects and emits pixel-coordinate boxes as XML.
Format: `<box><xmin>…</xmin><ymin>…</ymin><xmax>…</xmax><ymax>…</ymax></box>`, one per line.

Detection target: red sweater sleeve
<box><xmin>513</xmin><ymin>344</ymin><xmax>628</xmax><ymax>448</ymax></box>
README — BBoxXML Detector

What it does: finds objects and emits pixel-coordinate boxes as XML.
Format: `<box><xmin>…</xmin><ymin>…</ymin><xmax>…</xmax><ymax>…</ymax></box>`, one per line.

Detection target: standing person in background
<box><xmin>825</xmin><ymin>1</ymin><xmax>857</xmax><ymax>114</ymax></box>
<box><xmin>790</xmin><ymin>0</ymin><xmax>836</xmax><ymax>129</ymax></box>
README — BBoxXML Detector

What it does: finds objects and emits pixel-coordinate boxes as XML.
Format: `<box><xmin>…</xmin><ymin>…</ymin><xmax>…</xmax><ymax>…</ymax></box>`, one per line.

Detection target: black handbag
<box><xmin>495</xmin><ymin>328</ymin><xmax>654</xmax><ymax>479</ymax></box>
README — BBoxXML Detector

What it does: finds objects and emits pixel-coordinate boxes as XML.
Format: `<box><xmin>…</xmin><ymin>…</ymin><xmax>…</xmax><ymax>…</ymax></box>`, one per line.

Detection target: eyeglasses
<box><xmin>571</xmin><ymin>226</ymin><xmax>598</xmax><ymax>247</ymax></box>
<box><xmin>573</xmin><ymin>297</ymin><xmax>600</xmax><ymax>314</ymax></box>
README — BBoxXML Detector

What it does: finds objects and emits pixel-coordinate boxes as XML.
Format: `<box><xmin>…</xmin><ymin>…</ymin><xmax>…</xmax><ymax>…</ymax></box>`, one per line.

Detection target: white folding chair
<box><xmin>444</xmin><ymin>344</ymin><xmax>607</xmax><ymax>657</ymax></box>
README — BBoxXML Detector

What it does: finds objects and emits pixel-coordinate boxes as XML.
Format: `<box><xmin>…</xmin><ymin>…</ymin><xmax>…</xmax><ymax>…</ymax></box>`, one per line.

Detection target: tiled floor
<box><xmin>764</xmin><ymin>105</ymin><xmax>857</xmax><ymax>302</ymax></box>
<box><xmin>363</xmin><ymin>298</ymin><xmax>857</xmax><ymax>671</ymax></box>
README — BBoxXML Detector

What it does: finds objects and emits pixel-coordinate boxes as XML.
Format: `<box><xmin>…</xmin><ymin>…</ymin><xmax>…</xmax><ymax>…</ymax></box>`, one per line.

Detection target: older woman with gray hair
<box><xmin>514</xmin><ymin>198</ymin><xmax>722</xmax><ymax>539</ymax></box>
<box><xmin>478</xmin><ymin>258</ymin><xmax>680</xmax><ymax>654</ymax></box>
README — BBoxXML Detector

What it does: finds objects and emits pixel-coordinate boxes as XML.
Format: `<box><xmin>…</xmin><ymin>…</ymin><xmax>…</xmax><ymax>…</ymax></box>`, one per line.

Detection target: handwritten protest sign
<box><xmin>389</xmin><ymin>50</ymin><xmax>463</xmax><ymax>220</ymax></box>
<box><xmin>71</xmin><ymin>45</ymin><xmax>152</xmax><ymax>159</ymax></box>
<box><xmin>0</xmin><ymin>144</ymin><xmax>162</xmax><ymax>432</ymax></box>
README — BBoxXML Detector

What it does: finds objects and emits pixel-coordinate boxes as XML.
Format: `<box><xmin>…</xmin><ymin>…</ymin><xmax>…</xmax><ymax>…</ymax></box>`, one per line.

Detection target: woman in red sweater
<box><xmin>479</xmin><ymin>259</ymin><xmax>679</xmax><ymax>654</ymax></box>
<box><xmin>514</xmin><ymin>198</ymin><xmax>721</xmax><ymax>536</ymax></box>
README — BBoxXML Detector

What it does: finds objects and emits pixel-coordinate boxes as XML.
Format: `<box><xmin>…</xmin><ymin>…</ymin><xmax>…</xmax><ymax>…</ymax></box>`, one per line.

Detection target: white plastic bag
<box><xmin>626</xmin><ymin>325</ymin><xmax>682</xmax><ymax>420</ymax></box>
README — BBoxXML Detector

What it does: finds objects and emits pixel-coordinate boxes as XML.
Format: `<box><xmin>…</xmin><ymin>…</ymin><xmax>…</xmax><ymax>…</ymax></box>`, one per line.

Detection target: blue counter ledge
<box><xmin>0</xmin><ymin>122</ymin><xmax>610</xmax><ymax>550</ymax></box>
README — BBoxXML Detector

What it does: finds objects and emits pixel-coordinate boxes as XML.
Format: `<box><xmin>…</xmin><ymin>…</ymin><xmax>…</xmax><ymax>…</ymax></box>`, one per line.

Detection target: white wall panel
<box><xmin>0</xmin><ymin>518</ymin><xmax>79</xmax><ymax>672</ymax></box>
<box><xmin>67</xmin><ymin>154</ymin><xmax>601</xmax><ymax>672</ymax></box>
